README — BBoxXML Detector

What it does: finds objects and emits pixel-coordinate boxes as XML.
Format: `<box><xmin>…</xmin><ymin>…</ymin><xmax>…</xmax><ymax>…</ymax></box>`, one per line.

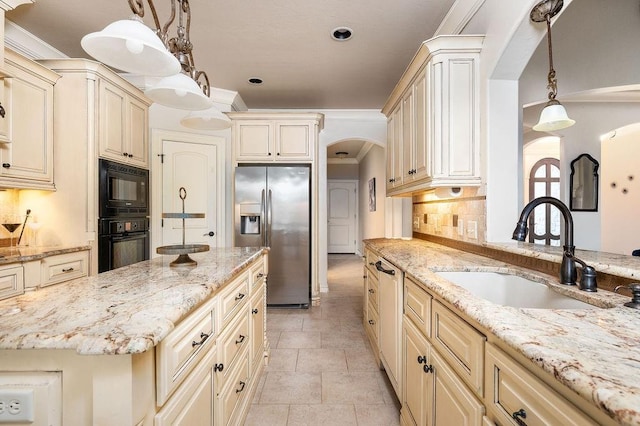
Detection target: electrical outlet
<box><xmin>452</xmin><ymin>214</ymin><xmax>458</xmax><ymax>227</ymax></box>
<box><xmin>467</xmin><ymin>220</ymin><xmax>478</xmax><ymax>240</ymax></box>
<box><xmin>423</xmin><ymin>214</ymin><xmax>428</xmax><ymax>224</ymax></box>
<box><xmin>0</xmin><ymin>389</ymin><xmax>34</xmax><ymax>422</ymax></box>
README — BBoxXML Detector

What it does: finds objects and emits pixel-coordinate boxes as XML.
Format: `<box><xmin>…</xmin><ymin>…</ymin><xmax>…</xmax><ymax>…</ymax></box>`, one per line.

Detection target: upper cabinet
<box><xmin>98</xmin><ymin>78</ymin><xmax>149</xmax><ymax>168</ymax></box>
<box><xmin>0</xmin><ymin>49</ymin><xmax>59</xmax><ymax>190</ymax></box>
<box><xmin>228</xmin><ymin>112</ymin><xmax>324</xmax><ymax>163</ymax></box>
<box><xmin>382</xmin><ymin>35</ymin><xmax>483</xmax><ymax>196</ymax></box>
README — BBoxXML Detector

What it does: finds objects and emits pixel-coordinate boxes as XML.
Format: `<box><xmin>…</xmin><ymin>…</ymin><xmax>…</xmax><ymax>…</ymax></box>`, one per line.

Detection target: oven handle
<box><xmin>109</xmin><ymin>232</ymin><xmax>148</xmax><ymax>242</ymax></box>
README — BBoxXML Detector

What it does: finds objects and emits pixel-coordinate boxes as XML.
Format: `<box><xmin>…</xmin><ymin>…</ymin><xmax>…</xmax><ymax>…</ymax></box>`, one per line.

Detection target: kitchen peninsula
<box><xmin>0</xmin><ymin>247</ymin><xmax>269</xmax><ymax>425</ymax></box>
<box><xmin>364</xmin><ymin>238</ymin><xmax>640</xmax><ymax>426</ymax></box>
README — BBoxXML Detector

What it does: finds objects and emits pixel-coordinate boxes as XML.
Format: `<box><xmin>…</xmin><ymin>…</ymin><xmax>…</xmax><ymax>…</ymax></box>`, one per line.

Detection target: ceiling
<box><xmin>5</xmin><ymin>0</ymin><xmax>456</xmax><ymax>111</ymax></box>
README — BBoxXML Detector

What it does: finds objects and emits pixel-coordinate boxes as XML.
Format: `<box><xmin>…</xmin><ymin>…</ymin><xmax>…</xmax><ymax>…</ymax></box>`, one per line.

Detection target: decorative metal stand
<box><xmin>156</xmin><ymin>187</ymin><xmax>210</xmax><ymax>267</ymax></box>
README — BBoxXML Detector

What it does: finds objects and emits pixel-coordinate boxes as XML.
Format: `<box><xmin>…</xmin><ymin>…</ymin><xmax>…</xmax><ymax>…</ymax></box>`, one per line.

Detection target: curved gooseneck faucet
<box><xmin>512</xmin><ymin>196</ymin><xmax>577</xmax><ymax>286</ymax></box>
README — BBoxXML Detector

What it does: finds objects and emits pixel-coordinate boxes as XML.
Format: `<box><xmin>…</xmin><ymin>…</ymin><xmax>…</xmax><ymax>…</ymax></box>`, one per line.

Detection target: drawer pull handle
<box><xmin>235</xmin><ymin>381</ymin><xmax>246</xmax><ymax>393</ymax></box>
<box><xmin>368</xmin><ymin>262</ymin><xmax>375</xmax><ymax>266</ymax></box>
<box><xmin>235</xmin><ymin>293</ymin><xmax>245</xmax><ymax>301</ymax></box>
<box><xmin>235</xmin><ymin>334</ymin><xmax>246</xmax><ymax>345</ymax></box>
<box><xmin>214</xmin><ymin>363</ymin><xmax>224</xmax><ymax>372</ymax></box>
<box><xmin>257</xmin><ymin>273</ymin><xmax>264</xmax><ymax>278</ymax></box>
<box><xmin>375</xmin><ymin>261</ymin><xmax>395</xmax><ymax>275</ymax></box>
<box><xmin>423</xmin><ymin>364</ymin><xmax>433</xmax><ymax>374</ymax></box>
<box><xmin>252</xmin><ymin>308</ymin><xmax>259</xmax><ymax>314</ymax></box>
<box><xmin>368</xmin><ymin>319</ymin><xmax>375</xmax><ymax>325</ymax></box>
<box><xmin>368</xmin><ymin>289</ymin><xmax>375</xmax><ymax>294</ymax></box>
<box><xmin>0</xmin><ymin>102</ymin><xmax>5</xmax><ymax>118</ymax></box>
<box><xmin>417</xmin><ymin>355</ymin><xmax>427</xmax><ymax>364</ymax></box>
<box><xmin>62</xmin><ymin>267</ymin><xmax>75</xmax><ymax>273</ymax></box>
<box><xmin>512</xmin><ymin>409</ymin><xmax>527</xmax><ymax>426</ymax></box>
<box><xmin>2</xmin><ymin>163</ymin><xmax>10</xmax><ymax>168</ymax></box>
<box><xmin>191</xmin><ymin>332</ymin><xmax>209</xmax><ymax>347</ymax></box>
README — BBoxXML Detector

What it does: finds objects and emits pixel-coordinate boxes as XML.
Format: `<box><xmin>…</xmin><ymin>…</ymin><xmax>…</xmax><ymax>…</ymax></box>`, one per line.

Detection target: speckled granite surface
<box><xmin>0</xmin><ymin>247</ymin><xmax>266</xmax><ymax>355</ymax></box>
<box><xmin>365</xmin><ymin>238</ymin><xmax>639</xmax><ymax>426</ymax></box>
<box><xmin>0</xmin><ymin>245</ymin><xmax>91</xmax><ymax>265</ymax></box>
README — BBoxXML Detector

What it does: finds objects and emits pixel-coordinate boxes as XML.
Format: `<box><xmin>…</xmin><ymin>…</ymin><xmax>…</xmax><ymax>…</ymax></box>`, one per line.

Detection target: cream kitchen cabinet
<box><xmin>363</xmin><ymin>248</ymin><xmax>381</xmax><ymax>366</ymax></box>
<box><xmin>0</xmin><ymin>263</ymin><xmax>24</xmax><ymax>300</ymax></box>
<box><xmin>39</xmin><ymin>250</ymin><xmax>89</xmax><ymax>288</ymax></box>
<box><xmin>0</xmin><ymin>49</ymin><xmax>59</xmax><ymax>190</ymax></box>
<box><xmin>377</xmin><ymin>257</ymin><xmax>403</xmax><ymax>398</ymax></box>
<box><xmin>228</xmin><ymin>112</ymin><xmax>324</xmax><ymax>163</ymax></box>
<box><xmin>383</xmin><ymin>35</ymin><xmax>483</xmax><ymax>196</ymax></box>
<box><xmin>98</xmin><ymin>78</ymin><xmax>149</xmax><ymax>168</ymax></box>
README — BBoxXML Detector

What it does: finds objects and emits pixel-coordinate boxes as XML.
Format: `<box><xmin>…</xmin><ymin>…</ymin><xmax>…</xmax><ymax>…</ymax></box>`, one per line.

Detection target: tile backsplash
<box><xmin>412</xmin><ymin>187</ymin><xmax>486</xmax><ymax>243</ymax></box>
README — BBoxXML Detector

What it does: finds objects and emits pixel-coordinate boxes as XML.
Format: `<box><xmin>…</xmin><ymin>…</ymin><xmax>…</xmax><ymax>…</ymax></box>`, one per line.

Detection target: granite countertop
<box><xmin>0</xmin><ymin>247</ymin><xmax>266</xmax><ymax>355</ymax></box>
<box><xmin>0</xmin><ymin>245</ymin><xmax>91</xmax><ymax>265</ymax></box>
<box><xmin>364</xmin><ymin>238</ymin><xmax>640</xmax><ymax>426</ymax></box>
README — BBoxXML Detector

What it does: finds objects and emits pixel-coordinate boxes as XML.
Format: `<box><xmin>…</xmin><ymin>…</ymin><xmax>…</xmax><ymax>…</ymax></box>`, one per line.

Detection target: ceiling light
<box><xmin>180</xmin><ymin>107</ymin><xmax>231</xmax><ymax>130</ymax></box>
<box><xmin>530</xmin><ymin>0</ymin><xmax>575</xmax><ymax>132</ymax></box>
<box><xmin>331</xmin><ymin>27</ymin><xmax>353</xmax><ymax>41</ymax></box>
<box><xmin>248</xmin><ymin>78</ymin><xmax>263</xmax><ymax>85</ymax></box>
<box><xmin>336</xmin><ymin>151</ymin><xmax>349</xmax><ymax>159</ymax></box>
<box><xmin>81</xmin><ymin>0</ymin><xmax>214</xmax><ymax>110</ymax></box>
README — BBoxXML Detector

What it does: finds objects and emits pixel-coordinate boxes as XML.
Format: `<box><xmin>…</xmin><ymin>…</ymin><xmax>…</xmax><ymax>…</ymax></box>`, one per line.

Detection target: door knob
<box><xmin>203</xmin><ymin>231</ymin><xmax>215</xmax><ymax>237</ymax></box>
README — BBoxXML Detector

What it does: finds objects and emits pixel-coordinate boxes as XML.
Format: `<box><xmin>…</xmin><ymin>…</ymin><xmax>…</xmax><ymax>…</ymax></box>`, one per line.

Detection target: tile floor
<box><xmin>244</xmin><ymin>254</ymin><xmax>401</xmax><ymax>425</ymax></box>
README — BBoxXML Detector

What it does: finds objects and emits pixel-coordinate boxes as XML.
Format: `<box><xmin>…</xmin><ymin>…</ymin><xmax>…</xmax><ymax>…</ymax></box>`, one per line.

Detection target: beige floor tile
<box><xmin>267</xmin><ymin>329</ymin><xmax>281</xmax><ymax>348</ymax></box>
<box><xmin>277</xmin><ymin>331</ymin><xmax>322</xmax><ymax>349</ymax></box>
<box><xmin>268</xmin><ymin>315</ymin><xmax>304</xmax><ymax>331</ymax></box>
<box><xmin>302</xmin><ymin>317</ymin><xmax>341</xmax><ymax>332</ymax></box>
<box><xmin>354</xmin><ymin>404</ymin><xmax>401</xmax><ymax>426</ymax></box>
<box><xmin>266</xmin><ymin>348</ymin><xmax>299</xmax><ymax>372</ymax></box>
<box><xmin>345</xmin><ymin>346</ymin><xmax>381</xmax><ymax>372</ymax></box>
<box><xmin>378</xmin><ymin>373</ymin><xmax>400</xmax><ymax>405</ymax></box>
<box><xmin>244</xmin><ymin>404</ymin><xmax>289</xmax><ymax>426</ymax></box>
<box><xmin>287</xmin><ymin>404</ymin><xmax>357</xmax><ymax>426</ymax></box>
<box><xmin>259</xmin><ymin>371</ymin><xmax>322</xmax><ymax>404</ymax></box>
<box><xmin>251</xmin><ymin>372</ymin><xmax>267</xmax><ymax>404</ymax></box>
<box><xmin>321</xmin><ymin>330</ymin><xmax>366</xmax><ymax>349</ymax></box>
<box><xmin>322</xmin><ymin>371</ymin><xmax>386</xmax><ymax>404</ymax></box>
<box><xmin>296</xmin><ymin>348</ymin><xmax>347</xmax><ymax>372</ymax></box>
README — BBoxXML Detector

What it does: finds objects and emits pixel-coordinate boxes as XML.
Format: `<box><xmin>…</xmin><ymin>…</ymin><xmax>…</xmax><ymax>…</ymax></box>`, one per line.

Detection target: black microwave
<box><xmin>99</xmin><ymin>159</ymin><xmax>149</xmax><ymax>218</ymax></box>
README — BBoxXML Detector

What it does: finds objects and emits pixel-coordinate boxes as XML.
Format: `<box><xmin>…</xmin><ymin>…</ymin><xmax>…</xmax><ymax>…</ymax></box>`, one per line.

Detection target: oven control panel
<box><xmin>99</xmin><ymin>217</ymin><xmax>149</xmax><ymax>235</ymax></box>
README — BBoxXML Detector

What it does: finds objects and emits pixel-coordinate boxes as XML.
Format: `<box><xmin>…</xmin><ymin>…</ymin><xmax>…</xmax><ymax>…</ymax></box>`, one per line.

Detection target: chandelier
<box><xmin>81</xmin><ymin>0</ymin><xmax>231</xmax><ymax>128</ymax></box>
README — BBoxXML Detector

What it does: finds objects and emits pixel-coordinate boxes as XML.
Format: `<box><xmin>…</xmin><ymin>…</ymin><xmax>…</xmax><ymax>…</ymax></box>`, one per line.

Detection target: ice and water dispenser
<box><xmin>239</xmin><ymin>203</ymin><xmax>261</xmax><ymax>234</ymax></box>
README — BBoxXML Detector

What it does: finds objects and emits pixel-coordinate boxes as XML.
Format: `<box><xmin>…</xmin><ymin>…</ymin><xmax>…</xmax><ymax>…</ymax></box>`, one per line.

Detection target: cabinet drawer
<box><xmin>366</xmin><ymin>270</ymin><xmax>379</xmax><ymax>308</ymax></box>
<box><xmin>219</xmin><ymin>272</ymin><xmax>250</xmax><ymax>328</ymax></box>
<box><xmin>485</xmin><ymin>343</ymin><xmax>597</xmax><ymax>426</ymax></box>
<box><xmin>432</xmin><ymin>300</ymin><xmax>485</xmax><ymax>397</ymax></box>
<box><xmin>217</xmin><ymin>350</ymin><xmax>250</xmax><ymax>426</ymax></box>
<box><xmin>250</xmin><ymin>283</ymin><xmax>266</xmax><ymax>374</ymax></box>
<box><xmin>156</xmin><ymin>296</ymin><xmax>216</xmax><ymax>405</ymax></box>
<box><xmin>404</xmin><ymin>276</ymin><xmax>431</xmax><ymax>338</ymax></box>
<box><xmin>217</xmin><ymin>312</ymin><xmax>250</xmax><ymax>389</ymax></box>
<box><xmin>0</xmin><ymin>265</ymin><xmax>24</xmax><ymax>300</ymax></box>
<box><xmin>40</xmin><ymin>251</ymin><xmax>89</xmax><ymax>287</ymax></box>
<box><xmin>365</xmin><ymin>300</ymin><xmax>379</xmax><ymax>345</ymax></box>
<box><xmin>250</xmin><ymin>260</ymin><xmax>266</xmax><ymax>293</ymax></box>
<box><xmin>364</xmin><ymin>249</ymin><xmax>378</xmax><ymax>275</ymax></box>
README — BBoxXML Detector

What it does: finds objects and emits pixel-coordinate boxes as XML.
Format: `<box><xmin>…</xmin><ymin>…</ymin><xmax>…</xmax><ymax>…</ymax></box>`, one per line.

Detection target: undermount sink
<box><xmin>435</xmin><ymin>271</ymin><xmax>596</xmax><ymax>309</ymax></box>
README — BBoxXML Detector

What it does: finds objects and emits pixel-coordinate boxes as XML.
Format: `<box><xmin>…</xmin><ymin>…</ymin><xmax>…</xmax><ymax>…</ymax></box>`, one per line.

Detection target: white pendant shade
<box><xmin>145</xmin><ymin>73</ymin><xmax>214</xmax><ymax>110</ymax></box>
<box><xmin>532</xmin><ymin>102</ymin><xmax>576</xmax><ymax>132</ymax></box>
<box><xmin>180</xmin><ymin>107</ymin><xmax>231</xmax><ymax>130</ymax></box>
<box><xmin>81</xmin><ymin>17</ymin><xmax>181</xmax><ymax>77</ymax></box>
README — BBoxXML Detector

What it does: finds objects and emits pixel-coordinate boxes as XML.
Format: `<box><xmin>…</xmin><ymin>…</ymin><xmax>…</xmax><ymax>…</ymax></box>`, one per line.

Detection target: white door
<box><xmin>156</xmin><ymin>135</ymin><xmax>223</xmax><ymax>249</ymax></box>
<box><xmin>328</xmin><ymin>180</ymin><xmax>357</xmax><ymax>253</ymax></box>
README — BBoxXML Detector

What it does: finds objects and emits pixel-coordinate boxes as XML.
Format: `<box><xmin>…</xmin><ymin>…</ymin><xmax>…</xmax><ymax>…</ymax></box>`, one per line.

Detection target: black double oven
<box><xmin>98</xmin><ymin>159</ymin><xmax>150</xmax><ymax>273</ymax></box>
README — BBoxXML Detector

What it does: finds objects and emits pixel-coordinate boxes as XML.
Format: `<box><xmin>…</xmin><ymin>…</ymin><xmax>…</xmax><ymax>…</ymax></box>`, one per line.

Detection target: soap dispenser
<box><xmin>614</xmin><ymin>283</ymin><xmax>640</xmax><ymax>309</ymax></box>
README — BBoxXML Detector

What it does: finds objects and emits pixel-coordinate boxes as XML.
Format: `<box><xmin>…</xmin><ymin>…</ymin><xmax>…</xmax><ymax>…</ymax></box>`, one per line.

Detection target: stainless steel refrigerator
<box><xmin>234</xmin><ymin>165</ymin><xmax>311</xmax><ymax>306</ymax></box>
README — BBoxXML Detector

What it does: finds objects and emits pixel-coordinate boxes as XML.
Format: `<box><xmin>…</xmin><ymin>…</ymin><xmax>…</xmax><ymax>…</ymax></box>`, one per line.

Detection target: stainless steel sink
<box><xmin>435</xmin><ymin>271</ymin><xmax>597</xmax><ymax>309</ymax></box>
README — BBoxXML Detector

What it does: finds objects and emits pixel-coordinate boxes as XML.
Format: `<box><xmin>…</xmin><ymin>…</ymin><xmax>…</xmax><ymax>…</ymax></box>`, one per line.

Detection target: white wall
<box><xmin>357</xmin><ymin>145</ymin><xmax>386</xmax><ymax>254</ymax></box>
<box><xmin>327</xmin><ymin>163</ymin><xmax>359</xmax><ymax>180</ymax></box>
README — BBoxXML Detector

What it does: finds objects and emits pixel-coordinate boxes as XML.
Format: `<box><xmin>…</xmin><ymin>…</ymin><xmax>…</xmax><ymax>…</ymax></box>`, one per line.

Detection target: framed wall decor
<box><xmin>369</xmin><ymin>178</ymin><xmax>376</xmax><ymax>212</ymax></box>
<box><xmin>570</xmin><ymin>153</ymin><xmax>599</xmax><ymax>211</ymax></box>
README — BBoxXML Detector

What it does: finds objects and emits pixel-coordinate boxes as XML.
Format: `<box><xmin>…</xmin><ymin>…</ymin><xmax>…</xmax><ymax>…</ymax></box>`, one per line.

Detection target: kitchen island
<box><xmin>364</xmin><ymin>238</ymin><xmax>640</xmax><ymax>426</ymax></box>
<box><xmin>0</xmin><ymin>247</ymin><xmax>269</xmax><ymax>425</ymax></box>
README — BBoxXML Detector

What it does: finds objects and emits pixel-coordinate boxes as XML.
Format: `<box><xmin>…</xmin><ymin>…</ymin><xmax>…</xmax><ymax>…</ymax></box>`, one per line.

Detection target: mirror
<box><xmin>570</xmin><ymin>153</ymin><xmax>599</xmax><ymax>211</ymax></box>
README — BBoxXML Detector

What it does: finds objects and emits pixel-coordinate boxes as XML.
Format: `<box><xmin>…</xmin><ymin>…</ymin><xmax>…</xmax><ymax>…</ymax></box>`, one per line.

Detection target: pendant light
<box><xmin>531</xmin><ymin>0</ymin><xmax>575</xmax><ymax>132</ymax></box>
<box><xmin>180</xmin><ymin>107</ymin><xmax>231</xmax><ymax>130</ymax></box>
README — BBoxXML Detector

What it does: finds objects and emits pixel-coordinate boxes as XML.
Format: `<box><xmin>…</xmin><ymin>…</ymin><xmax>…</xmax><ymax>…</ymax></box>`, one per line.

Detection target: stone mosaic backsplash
<box><xmin>412</xmin><ymin>187</ymin><xmax>486</xmax><ymax>243</ymax></box>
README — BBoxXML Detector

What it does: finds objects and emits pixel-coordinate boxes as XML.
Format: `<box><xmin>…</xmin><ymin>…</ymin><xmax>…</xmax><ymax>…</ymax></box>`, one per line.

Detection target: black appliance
<box><xmin>99</xmin><ymin>159</ymin><xmax>149</xmax><ymax>218</ymax></box>
<box><xmin>98</xmin><ymin>159</ymin><xmax>150</xmax><ymax>273</ymax></box>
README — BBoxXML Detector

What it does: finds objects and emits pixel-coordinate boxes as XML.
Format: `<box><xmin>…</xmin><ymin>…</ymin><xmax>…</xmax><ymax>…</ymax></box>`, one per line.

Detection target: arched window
<box><xmin>528</xmin><ymin>158</ymin><xmax>561</xmax><ymax>246</ymax></box>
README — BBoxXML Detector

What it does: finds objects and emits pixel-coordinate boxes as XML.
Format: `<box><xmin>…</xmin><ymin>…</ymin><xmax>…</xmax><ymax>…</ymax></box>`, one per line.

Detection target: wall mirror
<box><xmin>570</xmin><ymin>153</ymin><xmax>599</xmax><ymax>211</ymax></box>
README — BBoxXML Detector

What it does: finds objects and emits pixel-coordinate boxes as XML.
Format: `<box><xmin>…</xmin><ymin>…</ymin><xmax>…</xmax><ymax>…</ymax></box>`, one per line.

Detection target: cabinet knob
<box><xmin>191</xmin><ymin>332</ymin><xmax>209</xmax><ymax>347</ymax></box>
<box><xmin>368</xmin><ymin>319</ymin><xmax>375</xmax><ymax>325</ymax></box>
<box><xmin>62</xmin><ymin>267</ymin><xmax>75</xmax><ymax>273</ymax></box>
<box><xmin>268</xmin><ymin>152</ymin><xmax>272</xmax><ymax>156</ymax></box>
<box><xmin>2</xmin><ymin>163</ymin><xmax>10</xmax><ymax>168</ymax></box>
<box><xmin>423</xmin><ymin>364</ymin><xmax>433</xmax><ymax>373</ymax></box>
<box><xmin>235</xmin><ymin>293</ymin><xmax>245</xmax><ymax>301</ymax></box>
<box><xmin>0</xmin><ymin>102</ymin><xmax>5</xmax><ymax>118</ymax></box>
<box><xmin>512</xmin><ymin>409</ymin><xmax>527</xmax><ymax>426</ymax></box>
<box><xmin>417</xmin><ymin>355</ymin><xmax>427</xmax><ymax>364</ymax></box>
<box><xmin>235</xmin><ymin>381</ymin><xmax>246</xmax><ymax>394</ymax></box>
<box><xmin>214</xmin><ymin>363</ymin><xmax>224</xmax><ymax>372</ymax></box>
<box><xmin>122</xmin><ymin>152</ymin><xmax>128</xmax><ymax>157</ymax></box>
<box><xmin>203</xmin><ymin>231</ymin><xmax>215</xmax><ymax>237</ymax></box>
<box><xmin>128</xmin><ymin>154</ymin><xmax>133</xmax><ymax>158</ymax></box>
<box><xmin>257</xmin><ymin>273</ymin><xmax>264</xmax><ymax>278</ymax></box>
<box><xmin>235</xmin><ymin>334</ymin><xmax>246</xmax><ymax>345</ymax></box>
<box><xmin>368</xmin><ymin>288</ymin><xmax>375</xmax><ymax>294</ymax></box>
<box><xmin>252</xmin><ymin>308</ymin><xmax>259</xmax><ymax>314</ymax></box>
<box><xmin>276</xmin><ymin>152</ymin><xmax>280</xmax><ymax>156</ymax></box>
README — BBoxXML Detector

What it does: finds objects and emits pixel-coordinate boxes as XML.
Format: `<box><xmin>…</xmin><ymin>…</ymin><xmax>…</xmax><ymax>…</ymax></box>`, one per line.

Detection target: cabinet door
<box><xmin>0</xmin><ymin>81</ymin><xmax>9</xmax><ymax>143</ymax></box>
<box><xmin>402</xmin><ymin>317</ymin><xmax>432</xmax><ymax>426</ymax></box>
<box><xmin>431</xmin><ymin>349</ymin><xmax>484</xmax><ymax>426</ymax></box>
<box><xmin>402</xmin><ymin>88</ymin><xmax>414</xmax><ymax>183</ymax></box>
<box><xmin>249</xmin><ymin>283</ymin><xmax>265</xmax><ymax>375</ymax></box>
<box><xmin>276</xmin><ymin>121</ymin><xmax>312</xmax><ymax>160</ymax></box>
<box><xmin>99</xmin><ymin>80</ymin><xmax>127</xmax><ymax>162</ymax></box>
<box><xmin>378</xmin><ymin>259</ymin><xmax>402</xmax><ymax>397</ymax></box>
<box><xmin>126</xmin><ymin>96</ymin><xmax>149</xmax><ymax>168</ymax></box>
<box><xmin>391</xmin><ymin>106</ymin><xmax>403</xmax><ymax>187</ymax></box>
<box><xmin>0</xmin><ymin>55</ymin><xmax>55</xmax><ymax>187</ymax></box>
<box><xmin>234</xmin><ymin>120</ymin><xmax>273</xmax><ymax>160</ymax></box>
<box><xmin>413</xmin><ymin>67</ymin><xmax>429</xmax><ymax>181</ymax></box>
<box><xmin>0</xmin><ymin>264</ymin><xmax>24</xmax><ymax>300</ymax></box>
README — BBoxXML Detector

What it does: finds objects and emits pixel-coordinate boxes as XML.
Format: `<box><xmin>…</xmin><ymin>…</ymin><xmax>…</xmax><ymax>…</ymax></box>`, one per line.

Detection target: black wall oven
<box><xmin>98</xmin><ymin>159</ymin><xmax>150</xmax><ymax>273</ymax></box>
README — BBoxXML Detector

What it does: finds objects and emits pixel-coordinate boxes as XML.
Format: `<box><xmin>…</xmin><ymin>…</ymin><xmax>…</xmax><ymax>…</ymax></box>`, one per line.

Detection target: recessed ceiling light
<box><xmin>331</xmin><ymin>27</ymin><xmax>353</xmax><ymax>41</ymax></box>
<box><xmin>336</xmin><ymin>151</ymin><xmax>349</xmax><ymax>158</ymax></box>
<box><xmin>248</xmin><ymin>78</ymin><xmax>263</xmax><ymax>85</ymax></box>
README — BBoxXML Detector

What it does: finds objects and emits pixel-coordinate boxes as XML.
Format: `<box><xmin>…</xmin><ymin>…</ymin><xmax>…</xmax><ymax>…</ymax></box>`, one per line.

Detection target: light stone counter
<box><xmin>0</xmin><ymin>245</ymin><xmax>91</xmax><ymax>265</ymax></box>
<box><xmin>0</xmin><ymin>247</ymin><xmax>267</xmax><ymax>355</ymax></box>
<box><xmin>365</xmin><ymin>238</ymin><xmax>640</xmax><ymax>426</ymax></box>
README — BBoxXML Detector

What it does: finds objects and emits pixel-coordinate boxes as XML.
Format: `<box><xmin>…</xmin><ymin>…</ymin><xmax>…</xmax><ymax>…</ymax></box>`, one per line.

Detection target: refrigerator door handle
<box><xmin>261</xmin><ymin>189</ymin><xmax>266</xmax><ymax>246</ymax></box>
<box><xmin>267</xmin><ymin>189</ymin><xmax>273</xmax><ymax>247</ymax></box>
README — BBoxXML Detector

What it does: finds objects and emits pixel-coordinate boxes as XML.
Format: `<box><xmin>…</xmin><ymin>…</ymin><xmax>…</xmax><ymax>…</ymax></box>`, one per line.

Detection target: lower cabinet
<box><xmin>377</xmin><ymin>258</ymin><xmax>403</xmax><ymax>398</ymax></box>
<box><xmin>0</xmin><ymin>263</ymin><xmax>24</xmax><ymax>300</ymax></box>
<box><xmin>402</xmin><ymin>317</ymin><xmax>431</xmax><ymax>426</ymax></box>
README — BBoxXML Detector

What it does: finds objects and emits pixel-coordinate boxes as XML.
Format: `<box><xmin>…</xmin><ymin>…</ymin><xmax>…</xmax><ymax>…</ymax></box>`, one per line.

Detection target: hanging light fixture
<box><xmin>81</xmin><ymin>0</ymin><xmax>214</xmax><ymax>111</ymax></box>
<box><xmin>180</xmin><ymin>107</ymin><xmax>231</xmax><ymax>130</ymax></box>
<box><xmin>531</xmin><ymin>0</ymin><xmax>575</xmax><ymax>132</ymax></box>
